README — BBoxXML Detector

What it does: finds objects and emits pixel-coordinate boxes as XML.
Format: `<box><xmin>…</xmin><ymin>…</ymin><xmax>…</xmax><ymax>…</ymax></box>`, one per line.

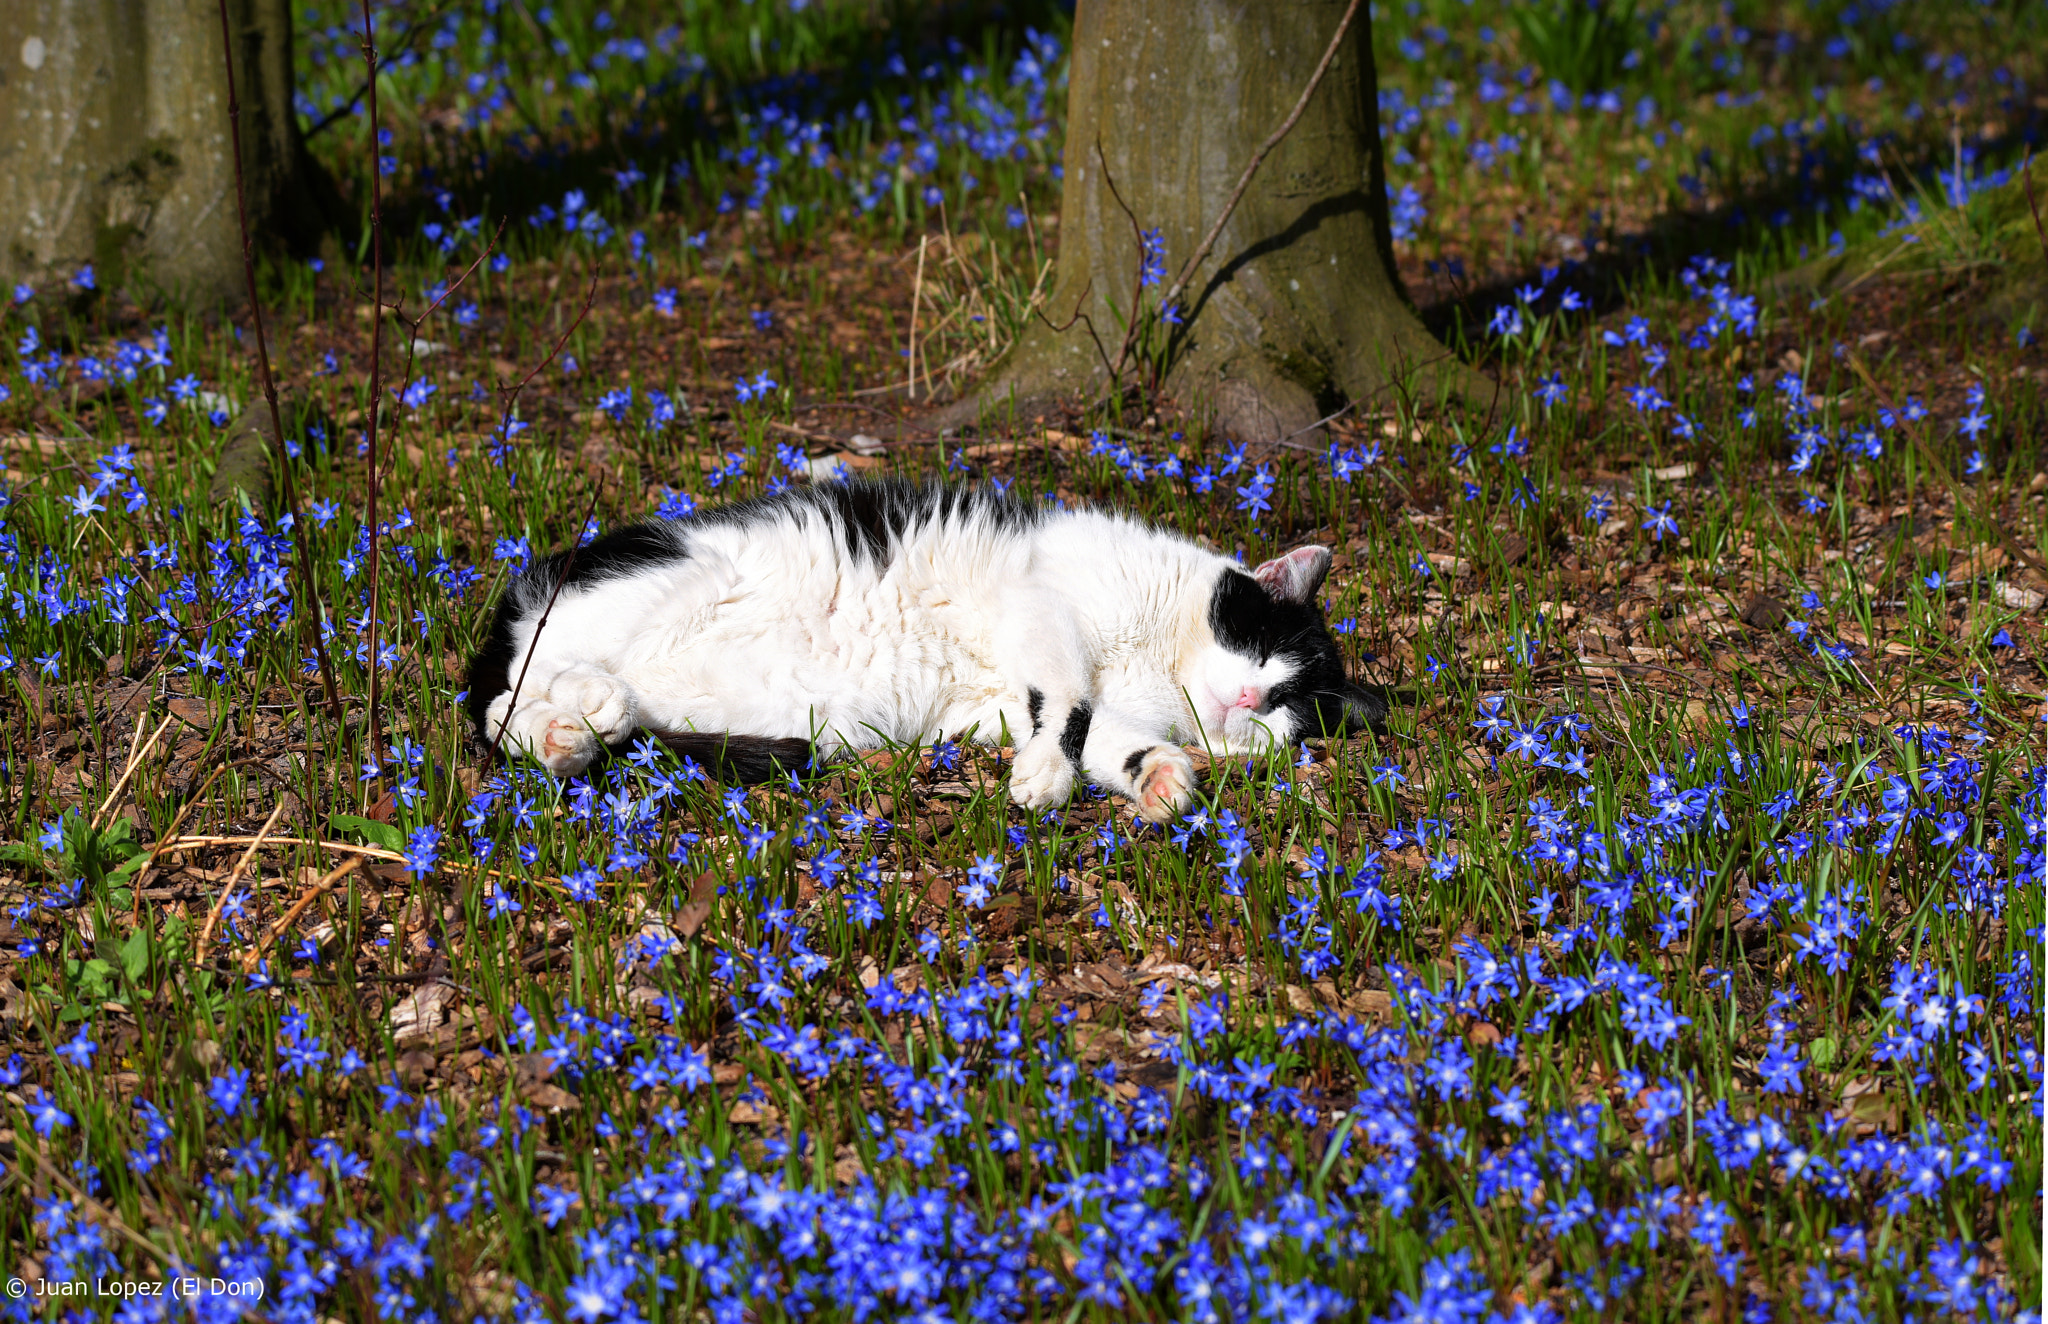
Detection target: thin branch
<box><xmin>1031</xmin><ymin>275</ymin><xmax>1118</xmax><ymax>389</ymax></box>
<box><xmin>489</xmin><ymin>477</ymin><xmax>608</xmax><ymax>754</ymax></box>
<box><xmin>2021</xmin><ymin>150</ymin><xmax>2048</xmax><ymax>264</ymax></box>
<box><xmin>91</xmin><ymin>712</ymin><xmax>175</xmax><ymax>831</ymax></box>
<box><xmin>907</xmin><ymin>234</ymin><xmax>927</xmax><ymax>400</ymax></box>
<box><xmin>471</xmin><ymin>264</ymin><xmax>603</xmax><ymax>758</ymax></box>
<box><xmin>1156</xmin><ymin>0</ymin><xmax>1364</xmax><ymax>322</ymax></box>
<box><xmin>214</xmin><ymin>0</ymin><xmax>346</xmax><ymax>731</ymax></box>
<box><xmin>242</xmin><ymin>854</ymin><xmax>367</xmax><ymax>973</ymax></box>
<box><xmin>192</xmin><ymin>800</ymin><xmax>286</xmax><ymax>968</ymax></box>
<box><xmin>492</xmin><ymin>267</ymin><xmax>601</xmax><ymax>412</ymax></box>
<box><xmin>359</xmin><ymin>0</ymin><xmax>389</xmax><ymax>769</ymax></box>
<box><xmin>381</xmin><ymin>217</ymin><xmax>509</xmax><ymax>474</ymax></box>
<box><xmin>1095</xmin><ymin>137</ymin><xmax>1152</xmax><ymax>385</ymax></box>
<box><xmin>301</xmin><ymin>0</ymin><xmax>455</xmax><ymax>139</ymax></box>
<box><xmin>15</xmin><ymin>1137</ymin><xmax>176</xmax><ymax>1269</ymax></box>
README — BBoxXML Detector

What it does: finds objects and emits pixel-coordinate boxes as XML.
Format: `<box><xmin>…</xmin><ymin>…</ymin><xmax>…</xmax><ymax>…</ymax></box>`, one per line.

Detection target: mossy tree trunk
<box><xmin>951</xmin><ymin>0</ymin><xmax>1487</xmax><ymax>441</ymax></box>
<box><xmin>0</xmin><ymin>0</ymin><xmax>334</xmax><ymax>304</ymax></box>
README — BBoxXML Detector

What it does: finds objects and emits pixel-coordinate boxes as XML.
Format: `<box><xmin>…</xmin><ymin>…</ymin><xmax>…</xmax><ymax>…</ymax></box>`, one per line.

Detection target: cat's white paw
<box><xmin>564</xmin><ymin>671</ymin><xmax>637</xmax><ymax>745</ymax></box>
<box><xmin>484</xmin><ymin>672</ymin><xmax>636</xmax><ymax>775</ymax></box>
<box><xmin>1008</xmin><ymin>737</ymin><xmax>1074</xmax><ymax>810</ymax></box>
<box><xmin>510</xmin><ymin>706</ymin><xmax>604</xmax><ymax>774</ymax></box>
<box><xmin>1131</xmin><ymin>746</ymin><xmax>1196</xmax><ymax>824</ymax></box>
<box><xmin>482</xmin><ymin>692</ymin><xmax>517</xmax><ymax>745</ymax></box>
<box><xmin>484</xmin><ymin>695</ymin><xmax>606</xmax><ymax>775</ymax></box>
<box><xmin>535</xmin><ymin>712</ymin><xmax>604</xmax><ymax>774</ymax></box>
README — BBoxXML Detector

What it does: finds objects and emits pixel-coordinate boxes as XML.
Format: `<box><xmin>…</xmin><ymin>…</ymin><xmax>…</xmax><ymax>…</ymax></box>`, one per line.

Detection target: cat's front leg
<box><xmin>997</xmin><ymin>591</ymin><xmax>1092</xmax><ymax>812</ymax></box>
<box><xmin>1078</xmin><ymin>706</ymin><xmax>1198</xmax><ymax>824</ymax></box>
<box><xmin>483</xmin><ymin>668</ymin><xmax>639</xmax><ymax>774</ymax></box>
<box><xmin>1008</xmin><ymin>687</ymin><xmax>1084</xmax><ymax>810</ymax></box>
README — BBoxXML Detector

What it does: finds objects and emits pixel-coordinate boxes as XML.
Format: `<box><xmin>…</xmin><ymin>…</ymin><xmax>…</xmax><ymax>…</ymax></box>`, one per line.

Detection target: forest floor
<box><xmin>0</xmin><ymin>2</ymin><xmax>2044</xmax><ymax>1321</ymax></box>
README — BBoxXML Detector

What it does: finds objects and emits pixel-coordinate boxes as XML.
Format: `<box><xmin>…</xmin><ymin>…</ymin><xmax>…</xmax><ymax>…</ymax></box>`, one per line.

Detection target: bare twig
<box><xmin>1156</xmin><ymin>0</ymin><xmax>1364</xmax><ymax>323</ymax></box>
<box><xmin>382</xmin><ymin>217</ymin><xmax>510</xmax><ymax>436</ymax></box>
<box><xmin>491</xmin><ymin>267</ymin><xmax>601</xmax><ymax>417</ymax></box>
<box><xmin>302</xmin><ymin>0</ymin><xmax>457</xmax><ymax>138</ymax></box>
<box><xmin>92</xmin><ymin>712</ymin><xmax>175</xmax><ymax>831</ymax></box>
<box><xmin>2021</xmin><ymin>150</ymin><xmax>2048</xmax><ymax>263</ymax></box>
<box><xmin>214</xmin><ymin>0</ymin><xmax>346</xmax><ymax>730</ymax></box>
<box><xmin>192</xmin><ymin>800</ymin><xmax>286</xmax><ymax>968</ymax></box>
<box><xmin>359</xmin><ymin>0</ymin><xmax>389</xmax><ymax>769</ymax></box>
<box><xmin>242</xmin><ymin>854</ymin><xmax>366</xmax><ymax>973</ymax></box>
<box><xmin>1097</xmin><ymin>138</ymin><xmax>1155</xmax><ymax>386</ymax></box>
<box><xmin>489</xmin><ymin>477</ymin><xmax>608</xmax><ymax>754</ymax></box>
<box><xmin>1031</xmin><ymin>275</ymin><xmax>1119</xmax><ymax>389</ymax></box>
<box><xmin>157</xmin><ymin>834</ymin><xmax>408</xmax><ymax>864</ymax></box>
<box><xmin>125</xmin><ymin>758</ymin><xmax>276</xmax><ymax>899</ymax></box>
<box><xmin>907</xmin><ymin>234</ymin><xmax>927</xmax><ymax>400</ymax></box>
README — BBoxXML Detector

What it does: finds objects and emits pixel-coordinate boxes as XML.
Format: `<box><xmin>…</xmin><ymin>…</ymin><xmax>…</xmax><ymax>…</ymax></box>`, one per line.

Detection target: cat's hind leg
<box><xmin>483</xmin><ymin>669</ymin><xmax>639</xmax><ymax>775</ymax></box>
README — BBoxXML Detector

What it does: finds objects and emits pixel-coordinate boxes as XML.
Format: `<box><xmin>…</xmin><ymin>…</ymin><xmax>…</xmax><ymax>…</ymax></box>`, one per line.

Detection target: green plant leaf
<box><xmin>120</xmin><ymin>927</ymin><xmax>152</xmax><ymax>983</ymax></box>
<box><xmin>331</xmin><ymin>814</ymin><xmax>406</xmax><ymax>854</ymax></box>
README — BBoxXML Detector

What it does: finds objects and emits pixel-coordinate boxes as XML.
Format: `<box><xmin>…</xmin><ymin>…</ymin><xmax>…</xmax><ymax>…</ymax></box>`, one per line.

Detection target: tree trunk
<box><xmin>0</xmin><ymin>0</ymin><xmax>334</xmax><ymax>304</ymax></box>
<box><xmin>946</xmin><ymin>0</ymin><xmax>1490</xmax><ymax>441</ymax></box>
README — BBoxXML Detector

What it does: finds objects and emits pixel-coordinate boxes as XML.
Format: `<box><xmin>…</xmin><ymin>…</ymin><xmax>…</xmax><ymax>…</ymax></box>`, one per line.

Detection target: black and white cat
<box><xmin>465</xmin><ymin>480</ymin><xmax>1382</xmax><ymax>822</ymax></box>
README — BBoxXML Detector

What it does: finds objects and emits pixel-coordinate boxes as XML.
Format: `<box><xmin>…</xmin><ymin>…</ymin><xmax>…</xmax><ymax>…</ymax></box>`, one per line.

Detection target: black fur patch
<box><xmin>651</xmin><ymin>731</ymin><xmax>813</xmax><ymax>784</ymax></box>
<box><xmin>1123</xmin><ymin>749</ymin><xmax>1149</xmax><ymax>780</ymax></box>
<box><xmin>550</xmin><ymin>521</ymin><xmax>688</xmax><ymax>591</ymax></box>
<box><xmin>1027</xmin><ymin>687</ymin><xmax>1044</xmax><ymax>735</ymax></box>
<box><xmin>697</xmin><ymin>478</ymin><xmax>1042</xmax><ymax>568</ymax></box>
<box><xmin>462</xmin><ymin>599</ymin><xmax>518</xmax><ymax>741</ymax></box>
<box><xmin>464</xmin><ymin>523</ymin><xmax>688</xmax><ymax>745</ymax></box>
<box><xmin>1059</xmin><ymin>702</ymin><xmax>1093</xmax><ymax>764</ymax></box>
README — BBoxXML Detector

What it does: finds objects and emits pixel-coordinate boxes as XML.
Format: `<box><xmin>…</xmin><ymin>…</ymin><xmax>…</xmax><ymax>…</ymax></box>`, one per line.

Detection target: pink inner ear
<box><xmin>1252</xmin><ymin>546</ymin><xmax>1331</xmax><ymax>603</ymax></box>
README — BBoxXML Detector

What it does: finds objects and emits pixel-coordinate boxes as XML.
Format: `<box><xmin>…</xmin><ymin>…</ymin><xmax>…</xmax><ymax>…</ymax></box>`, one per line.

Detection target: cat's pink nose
<box><xmin>1234</xmin><ymin>687</ymin><xmax>1262</xmax><ymax>710</ymax></box>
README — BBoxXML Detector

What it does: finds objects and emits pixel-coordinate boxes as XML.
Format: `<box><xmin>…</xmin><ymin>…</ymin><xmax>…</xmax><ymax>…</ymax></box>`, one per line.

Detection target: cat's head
<box><xmin>1187</xmin><ymin>546</ymin><xmax>1385</xmax><ymax>752</ymax></box>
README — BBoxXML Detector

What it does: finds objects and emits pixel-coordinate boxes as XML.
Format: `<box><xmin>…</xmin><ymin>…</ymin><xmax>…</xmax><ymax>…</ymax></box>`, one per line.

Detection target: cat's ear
<box><xmin>1251</xmin><ymin>546</ymin><xmax>1331</xmax><ymax>604</ymax></box>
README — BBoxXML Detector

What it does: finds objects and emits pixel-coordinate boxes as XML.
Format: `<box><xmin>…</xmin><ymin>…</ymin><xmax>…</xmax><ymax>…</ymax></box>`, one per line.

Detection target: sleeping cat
<box><xmin>465</xmin><ymin>479</ymin><xmax>1382</xmax><ymax>823</ymax></box>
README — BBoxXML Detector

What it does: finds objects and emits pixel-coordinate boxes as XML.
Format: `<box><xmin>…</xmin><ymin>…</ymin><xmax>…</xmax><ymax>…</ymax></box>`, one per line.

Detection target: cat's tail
<box><xmin>646</xmin><ymin>730</ymin><xmax>814</xmax><ymax>784</ymax></box>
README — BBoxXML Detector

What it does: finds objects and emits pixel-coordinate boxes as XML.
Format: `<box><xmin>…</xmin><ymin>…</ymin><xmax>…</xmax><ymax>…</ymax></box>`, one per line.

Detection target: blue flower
<box><xmin>55</xmin><ymin>1025</ymin><xmax>96</xmax><ymax>1069</ymax></box>
<box><xmin>405</xmin><ymin>825</ymin><xmax>443</xmax><ymax>874</ymax></box>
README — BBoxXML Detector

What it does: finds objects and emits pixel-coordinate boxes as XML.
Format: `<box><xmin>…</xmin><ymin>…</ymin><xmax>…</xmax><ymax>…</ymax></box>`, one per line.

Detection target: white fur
<box><xmin>483</xmin><ymin>497</ymin><xmax>1315</xmax><ymax>822</ymax></box>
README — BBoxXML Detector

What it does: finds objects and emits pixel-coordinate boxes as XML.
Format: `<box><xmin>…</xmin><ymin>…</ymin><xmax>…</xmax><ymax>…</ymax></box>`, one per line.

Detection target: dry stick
<box><xmin>1030</xmin><ymin>274</ymin><xmax>1119</xmax><ymax>387</ymax></box>
<box><xmin>159</xmin><ymin>833</ymin><xmax>409</xmax><ymax>863</ymax></box>
<box><xmin>2022</xmin><ymin>149</ymin><xmax>2048</xmax><ymax>270</ymax></box>
<box><xmin>301</xmin><ymin>0</ymin><xmax>456</xmax><ymax>139</ymax></box>
<box><xmin>382</xmin><ymin>218</ymin><xmax>510</xmax><ymax>442</ymax></box>
<box><xmin>153</xmin><ymin>834</ymin><xmax>583</xmax><ymax>899</ymax></box>
<box><xmin>126</xmin><ymin>758</ymin><xmax>274</xmax><ymax>902</ymax></box>
<box><xmin>489</xmin><ymin>478</ymin><xmax>608</xmax><ymax>754</ymax></box>
<box><xmin>359</xmin><ymin>0</ymin><xmax>389</xmax><ymax>768</ymax></box>
<box><xmin>92</xmin><ymin>712</ymin><xmax>177</xmax><ymax>832</ymax></box>
<box><xmin>1096</xmin><ymin>138</ymin><xmax>1155</xmax><ymax>388</ymax></box>
<box><xmin>907</xmin><ymin>234</ymin><xmax>927</xmax><ymax>401</ymax></box>
<box><xmin>214</xmin><ymin>0</ymin><xmax>346</xmax><ymax>731</ymax></box>
<box><xmin>242</xmin><ymin>854</ymin><xmax>366</xmax><ymax>973</ymax></box>
<box><xmin>1153</xmin><ymin>0</ymin><xmax>1364</xmax><ymax>348</ymax></box>
<box><xmin>474</xmin><ymin>269</ymin><xmax>603</xmax><ymax>755</ymax></box>
<box><xmin>192</xmin><ymin>800</ymin><xmax>287</xmax><ymax>968</ymax></box>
